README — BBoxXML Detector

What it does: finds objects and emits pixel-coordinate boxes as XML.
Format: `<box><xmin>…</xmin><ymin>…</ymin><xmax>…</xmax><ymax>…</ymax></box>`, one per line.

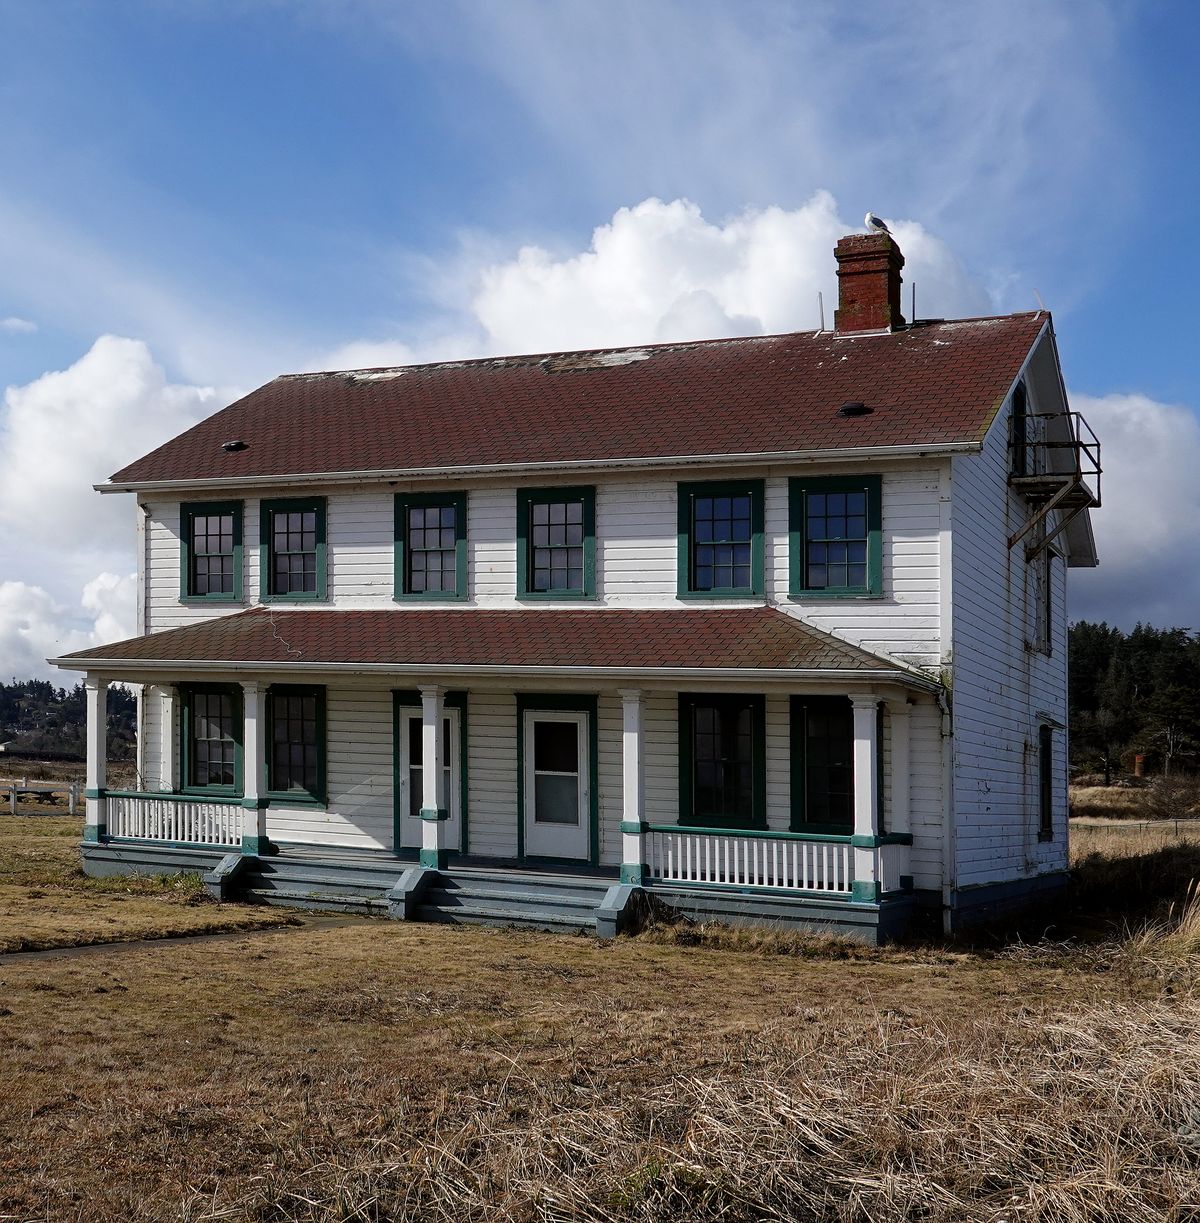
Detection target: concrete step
<box><xmin>246</xmin><ymin>867</ymin><xmax>402</xmax><ymax>898</ymax></box>
<box><xmin>413</xmin><ymin>903</ymin><xmax>593</xmax><ymax>932</ymax></box>
<box><xmin>422</xmin><ymin>883</ymin><xmax>601</xmax><ymax>916</ymax></box>
<box><xmin>242</xmin><ymin>886</ymin><xmax>388</xmax><ymax>916</ymax></box>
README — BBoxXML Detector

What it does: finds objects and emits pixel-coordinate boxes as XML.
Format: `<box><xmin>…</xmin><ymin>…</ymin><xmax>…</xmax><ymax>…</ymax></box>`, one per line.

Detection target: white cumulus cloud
<box><xmin>318</xmin><ymin>193</ymin><xmax>992</xmax><ymax>367</ymax></box>
<box><xmin>0</xmin><ymin>575</ymin><xmax>134</xmax><ymax>683</ymax></box>
<box><xmin>1069</xmin><ymin>391</ymin><xmax>1200</xmax><ymax>629</ymax></box>
<box><xmin>0</xmin><ymin>316</ymin><xmax>37</xmax><ymax>334</ymax></box>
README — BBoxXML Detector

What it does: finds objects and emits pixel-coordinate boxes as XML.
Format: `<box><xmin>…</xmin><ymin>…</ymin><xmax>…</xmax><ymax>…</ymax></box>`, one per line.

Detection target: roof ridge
<box><xmin>278</xmin><ymin>311</ymin><xmax>1046</xmax><ymax>382</ymax></box>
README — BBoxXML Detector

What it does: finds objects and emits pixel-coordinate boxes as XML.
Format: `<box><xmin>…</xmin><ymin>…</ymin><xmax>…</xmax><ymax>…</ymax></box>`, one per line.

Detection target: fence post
<box><xmin>69</xmin><ymin>783</ymin><xmax>79</xmax><ymax>816</ymax></box>
<box><xmin>8</xmin><ymin>785</ymin><xmax>15</xmax><ymax>815</ymax></box>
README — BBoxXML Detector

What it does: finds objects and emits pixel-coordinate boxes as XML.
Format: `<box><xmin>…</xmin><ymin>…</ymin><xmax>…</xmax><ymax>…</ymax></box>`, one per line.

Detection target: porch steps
<box><xmin>416</xmin><ymin>868</ymin><xmax>611</xmax><ymax>932</ymax></box>
<box><xmin>239</xmin><ymin>856</ymin><xmax>404</xmax><ymax>915</ymax></box>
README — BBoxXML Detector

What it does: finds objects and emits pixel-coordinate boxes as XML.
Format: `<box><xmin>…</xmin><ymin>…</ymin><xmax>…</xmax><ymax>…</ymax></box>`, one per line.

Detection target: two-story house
<box><xmin>51</xmin><ymin>230</ymin><xmax>1100</xmax><ymax>942</ymax></box>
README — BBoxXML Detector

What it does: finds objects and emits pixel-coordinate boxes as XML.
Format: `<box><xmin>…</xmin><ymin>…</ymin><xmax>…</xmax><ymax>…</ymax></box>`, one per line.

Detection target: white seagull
<box><xmin>864</xmin><ymin>212</ymin><xmax>891</xmax><ymax>235</ymax></box>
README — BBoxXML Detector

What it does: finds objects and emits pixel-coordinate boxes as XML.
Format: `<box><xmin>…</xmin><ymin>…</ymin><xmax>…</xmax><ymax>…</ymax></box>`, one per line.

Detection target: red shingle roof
<box><xmin>56</xmin><ymin>607</ymin><xmax>926</xmax><ymax>679</ymax></box>
<box><xmin>108</xmin><ymin>315</ymin><xmax>1046</xmax><ymax>485</ymax></box>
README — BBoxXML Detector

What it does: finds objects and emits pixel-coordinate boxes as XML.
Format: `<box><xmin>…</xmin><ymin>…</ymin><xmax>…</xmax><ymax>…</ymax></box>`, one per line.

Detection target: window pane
<box><xmin>534</xmin><ymin>720</ymin><xmax>578</xmax><ymax>773</ymax></box>
<box><xmin>690</xmin><ymin>698</ymin><xmax>755</xmax><ymax>822</ymax></box>
<box><xmin>535</xmin><ymin>774</ymin><xmax>579</xmax><ymax>824</ymax></box>
<box><xmin>529</xmin><ymin>498</ymin><xmax>587</xmax><ymax>592</ymax></box>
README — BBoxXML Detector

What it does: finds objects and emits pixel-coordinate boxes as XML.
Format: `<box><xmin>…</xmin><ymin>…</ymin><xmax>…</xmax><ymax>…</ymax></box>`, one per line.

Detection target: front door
<box><xmin>522</xmin><ymin>709</ymin><xmax>589</xmax><ymax>860</ymax></box>
<box><xmin>397</xmin><ymin>706</ymin><xmax>461</xmax><ymax>853</ymax></box>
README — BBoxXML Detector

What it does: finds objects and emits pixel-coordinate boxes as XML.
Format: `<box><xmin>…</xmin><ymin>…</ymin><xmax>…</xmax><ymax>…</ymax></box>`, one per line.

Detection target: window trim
<box><xmin>259</xmin><ymin>496</ymin><xmax>328</xmax><ymax>603</ymax></box>
<box><xmin>1038</xmin><ymin>723</ymin><xmax>1054</xmax><ymax>842</ymax></box>
<box><xmin>179</xmin><ymin>501</ymin><xmax>243</xmax><ymax>603</ymax></box>
<box><xmin>179</xmin><ymin>683</ymin><xmax>243</xmax><ymax>798</ymax></box>
<box><xmin>676</xmin><ymin>479</ymin><xmax>765</xmax><ymax>600</ymax></box>
<box><xmin>515</xmin><ymin>486</ymin><xmax>596</xmax><ymax>600</ymax></box>
<box><xmin>788</xmin><ymin>474</ymin><xmax>883</xmax><ymax>600</ymax></box>
<box><xmin>393</xmin><ymin>491</ymin><xmax>468</xmax><ymax>601</ymax></box>
<box><xmin>678</xmin><ymin>693</ymin><xmax>767</xmax><ymax>830</ymax></box>
<box><xmin>515</xmin><ymin>693</ymin><xmax>599</xmax><ymax>864</ymax></box>
<box><xmin>790</xmin><ymin>695</ymin><xmax>856</xmax><ymax>835</ymax></box>
<box><xmin>391</xmin><ymin>690</ymin><xmax>469</xmax><ymax>854</ymax></box>
<box><xmin>264</xmin><ymin>684</ymin><xmax>327</xmax><ymax>808</ymax></box>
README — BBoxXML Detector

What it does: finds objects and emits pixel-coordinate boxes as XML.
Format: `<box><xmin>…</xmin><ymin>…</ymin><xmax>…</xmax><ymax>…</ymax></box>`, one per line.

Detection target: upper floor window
<box><xmin>678</xmin><ymin>693</ymin><xmax>766</xmax><ymax>828</ymax></box>
<box><xmin>677</xmin><ymin>479</ymin><xmax>764</xmax><ymax>598</ymax></box>
<box><xmin>181</xmin><ymin>501</ymin><xmax>242</xmax><ymax>601</ymax></box>
<box><xmin>517</xmin><ymin>486</ymin><xmax>596</xmax><ymax>599</ymax></box>
<box><xmin>395</xmin><ymin>492</ymin><xmax>467</xmax><ymax>600</ymax></box>
<box><xmin>260</xmin><ymin>497</ymin><xmax>326</xmax><ymax>601</ymax></box>
<box><xmin>789</xmin><ymin>475</ymin><xmax>882</xmax><ymax>598</ymax></box>
<box><xmin>266</xmin><ymin>685</ymin><xmax>326</xmax><ymax>805</ymax></box>
<box><xmin>181</xmin><ymin>684</ymin><xmax>242</xmax><ymax>796</ymax></box>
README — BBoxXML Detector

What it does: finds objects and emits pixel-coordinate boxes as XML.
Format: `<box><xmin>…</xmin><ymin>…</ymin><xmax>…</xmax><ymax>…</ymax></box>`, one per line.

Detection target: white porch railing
<box><xmin>644</xmin><ymin>825</ymin><xmax>910</xmax><ymax>897</ymax></box>
<box><xmin>646</xmin><ymin>825</ymin><xmax>854</xmax><ymax>893</ymax></box>
<box><xmin>106</xmin><ymin>790</ymin><xmax>242</xmax><ymax>848</ymax></box>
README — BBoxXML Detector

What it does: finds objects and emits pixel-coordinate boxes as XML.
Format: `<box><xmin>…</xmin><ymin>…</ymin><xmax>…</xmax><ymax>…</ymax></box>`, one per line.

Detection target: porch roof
<box><xmin>51</xmin><ymin>607</ymin><xmax>935</xmax><ymax>687</ymax></box>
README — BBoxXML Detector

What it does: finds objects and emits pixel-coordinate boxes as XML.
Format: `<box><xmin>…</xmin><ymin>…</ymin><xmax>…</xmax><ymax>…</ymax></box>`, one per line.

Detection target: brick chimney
<box><xmin>833</xmin><ymin>232</ymin><xmax>905</xmax><ymax>334</ymax></box>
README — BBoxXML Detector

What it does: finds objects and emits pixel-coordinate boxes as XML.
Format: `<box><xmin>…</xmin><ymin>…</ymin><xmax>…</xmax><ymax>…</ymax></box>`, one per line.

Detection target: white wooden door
<box><xmin>523</xmin><ymin>710</ymin><xmax>589</xmax><ymax>860</ymax></box>
<box><xmin>397</xmin><ymin>707</ymin><xmax>461</xmax><ymax>852</ymax></box>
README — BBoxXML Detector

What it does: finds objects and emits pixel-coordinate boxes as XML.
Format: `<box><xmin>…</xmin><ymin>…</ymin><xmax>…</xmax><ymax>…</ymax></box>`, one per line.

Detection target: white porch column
<box><xmin>159</xmin><ymin>685</ymin><xmax>179</xmax><ymax>792</ymax></box>
<box><xmin>241</xmin><ymin>680</ymin><xmax>269</xmax><ymax>855</ymax></box>
<box><xmin>850</xmin><ymin>694</ymin><xmax>881</xmax><ymax>902</ymax></box>
<box><xmin>419</xmin><ymin>685</ymin><xmax>448</xmax><ymax>869</ymax></box>
<box><xmin>83</xmin><ymin>675</ymin><xmax>109</xmax><ymax>843</ymax></box>
<box><xmin>619</xmin><ymin>689</ymin><xmax>646</xmax><ymax>885</ymax></box>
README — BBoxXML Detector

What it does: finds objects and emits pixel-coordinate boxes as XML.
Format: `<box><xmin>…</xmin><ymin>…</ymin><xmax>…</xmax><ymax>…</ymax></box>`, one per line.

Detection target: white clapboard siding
<box><xmin>269</xmin><ymin>687</ymin><xmax>393</xmax><ymax>849</ymax></box>
<box><xmin>140</xmin><ymin>466</ymin><xmax>946</xmax><ymax>663</ymax></box>
<box><xmin>949</xmin><ymin>360</ymin><xmax>1070</xmax><ymax>890</ymax></box>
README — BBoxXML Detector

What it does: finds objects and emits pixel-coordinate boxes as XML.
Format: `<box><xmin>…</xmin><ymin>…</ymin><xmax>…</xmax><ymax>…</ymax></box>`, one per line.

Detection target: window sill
<box><xmin>264</xmin><ymin>793</ymin><xmax>328</xmax><ymax>810</ymax></box>
<box><xmin>393</xmin><ymin>591</ymin><xmax>467</xmax><ymax>603</ymax></box>
<box><xmin>676</xmin><ymin>590</ymin><xmax>764</xmax><ymax>602</ymax></box>
<box><xmin>788</xmin><ymin>591</ymin><xmax>883</xmax><ymax>602</ymax></box>
<box><xmin>260</xmin><ymin>593</ymin><xmax>329</xmax><ymax>604</ymax></box>
<box><xmin>516</xmin><ymin>590</ymin><xmax>596</xmax><ymax>602</ymax></box>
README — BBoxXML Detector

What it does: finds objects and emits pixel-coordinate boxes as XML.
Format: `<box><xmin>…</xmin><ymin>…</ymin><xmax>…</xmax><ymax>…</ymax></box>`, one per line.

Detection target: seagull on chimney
<box><xmin>864</xmin><ymin>212</ymin><xmax>891</xmax><ymax>235</ymax></box>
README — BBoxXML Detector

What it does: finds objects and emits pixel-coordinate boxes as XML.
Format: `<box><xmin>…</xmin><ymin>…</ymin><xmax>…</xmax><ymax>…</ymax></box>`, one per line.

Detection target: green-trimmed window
<box><xmin>181</xmin><ymin>501</ymin><xmax>242</xmax><ymax>601</ymax></box>
<box><xmin>266</xmin><ymin>685</ymin><xmax>326</xmax><ymax>805</ymax></box>
<box><xmin>789</xmin><ymin>475</ymin><xmax>882</xmax><ymax>598</ymax></box>
<box><xmin>260</xmin><ymin>497</ymin><xmax>327</xmax><ymax>601</ymax></box>
<box><xmin>790</xmin><ymin>696</ymin><xmax>854</xmax><ymax>833</ymax></box>
<box><xmin>677</xmin><ymin>479</ymin><xmax>764</xmax><ymax>598</ymax></box>
<box><xmin>181</xmin><ymin>684</ymin><xmax>242</xmax><ymax>796</ymax></box>
<box><xmin>516</xmin><ymin>486</ymin><xmax>596</xmax><ymax>598</ymax></box>
<box><xmin>678</xmin><ymin>694</ymin><xmax>766</xmax><ymax>828</ymax></box>
<box><xmin>394</xmin><ymin>492</ymin><xmax>467</xmax><ymax>599</ymax></box>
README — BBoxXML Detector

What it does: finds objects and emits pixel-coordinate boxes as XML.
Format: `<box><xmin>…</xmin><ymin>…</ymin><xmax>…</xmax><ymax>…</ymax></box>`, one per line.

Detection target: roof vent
<box><xmin>222</xmin><ymin>439</ymin><xmax>248</xmax><ymax>452</ymax></box>
<box><xmin>838</xmin><ymin>401</ymin><xmax>874</xmax><ymax>418</ymax></box>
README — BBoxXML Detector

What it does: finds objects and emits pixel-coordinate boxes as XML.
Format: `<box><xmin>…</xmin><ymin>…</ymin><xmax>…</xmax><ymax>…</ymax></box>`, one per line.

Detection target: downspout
<box><xmin>134</xmin><ymin>500</ymin><xmax>151</xmax><ymax>788</ymax></box>
<box><xmin>937</xmin><ymin>461</ymin><xmax>957</xmax><ymax>934</ymax></box>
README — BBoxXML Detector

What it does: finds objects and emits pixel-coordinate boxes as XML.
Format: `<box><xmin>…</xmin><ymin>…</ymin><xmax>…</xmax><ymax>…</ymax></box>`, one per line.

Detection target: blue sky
<box><xmin>1</xmin><ymin>0</ymin><xmax>1198</xmax><ymax>676</ymax></box>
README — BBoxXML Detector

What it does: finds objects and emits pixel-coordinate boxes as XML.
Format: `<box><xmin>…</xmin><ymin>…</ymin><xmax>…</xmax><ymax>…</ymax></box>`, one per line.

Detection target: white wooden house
<box><xmin>51</xmin><ymin>230</ymin><xmax>1100</xmax><ymax>941</ymax></box>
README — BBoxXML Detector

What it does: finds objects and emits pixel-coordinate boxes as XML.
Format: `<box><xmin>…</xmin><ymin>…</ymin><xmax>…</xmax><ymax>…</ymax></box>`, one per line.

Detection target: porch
<box><xmin>60</xmin><ymin>607</ymin><xmax>935</xmax><ymax>942</ymax></box>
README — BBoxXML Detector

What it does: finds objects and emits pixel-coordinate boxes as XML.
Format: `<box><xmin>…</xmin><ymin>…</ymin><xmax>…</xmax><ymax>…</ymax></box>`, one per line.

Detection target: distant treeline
<box><xmin>0</xmin><ymin>679</ymin><xmax>137</xmax><ymax>761</ymax></box>
<box><xmin>1069</xmin><ymin>622</ymin><xmax>1200</xmax><ymax>781</ymax></box>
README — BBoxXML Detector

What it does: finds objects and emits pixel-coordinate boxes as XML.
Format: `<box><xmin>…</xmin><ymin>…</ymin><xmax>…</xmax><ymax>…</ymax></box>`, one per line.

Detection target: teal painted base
<box><xmin>419</xmin><ymin>846</ymin><xmax>449</xmax><ymax>869</ymax></box>
<box><xmin>242</xmin><ymin>834</ymin><xmax>271</xmax><ymax>855</ymax></box>
<box><xmin>851</xmin><ymin>880</ymin><xmax>882</xmax><ymax>903</ymax></box>
<box><xmin>619</xmin><ymin>863</ymin><xmax>649</xmax><ymax>885</ymax></box>
<box><xmin>420</xmin><ymin>807</ymin><xmax>450</xmax><ymax>822</ymax></box>
<box><xmin>82</xmin><ymin>823</ymin><xmax>105</xmax><ymax>844</ymax></box>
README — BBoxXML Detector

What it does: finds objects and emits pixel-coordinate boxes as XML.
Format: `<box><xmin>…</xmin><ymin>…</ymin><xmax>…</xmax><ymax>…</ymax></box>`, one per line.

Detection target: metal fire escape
<box><xmin>1007</xmin><ymin>410</ymin><xmax>1101</xmax><ymax>559</ymax></box>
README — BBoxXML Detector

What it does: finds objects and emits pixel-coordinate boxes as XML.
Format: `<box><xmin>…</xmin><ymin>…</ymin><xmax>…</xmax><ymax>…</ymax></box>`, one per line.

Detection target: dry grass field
<box><xmin>0</xmin><ymin>815</ymin><xmax>295</xmax><ymax>952</ymax></box>
<box><xmin>0</xmin><ymin>809</ymin><xmax>1199</xmax><ymax>1221</ymax></box>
